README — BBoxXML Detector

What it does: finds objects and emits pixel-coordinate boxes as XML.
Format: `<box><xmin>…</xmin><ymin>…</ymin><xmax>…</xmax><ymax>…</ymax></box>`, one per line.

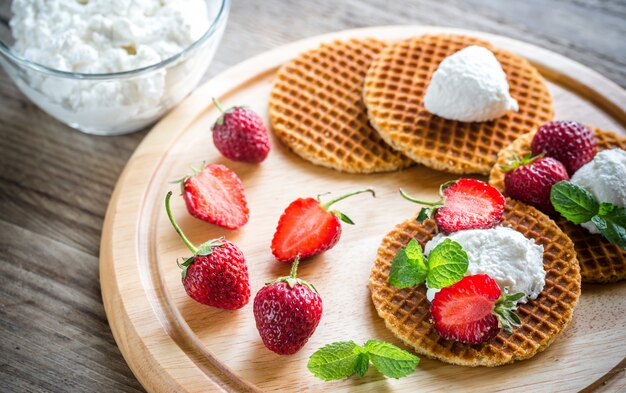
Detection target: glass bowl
<box><xmin>0</xmin><ymin>0</ymin><xmax>229</xmax><ymax>136</ymax></box>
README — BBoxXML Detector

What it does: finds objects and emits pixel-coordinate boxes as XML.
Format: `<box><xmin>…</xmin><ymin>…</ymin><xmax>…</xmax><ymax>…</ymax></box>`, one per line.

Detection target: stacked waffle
<box><xmin>270</xmin><ymin>34</ymin><xmax>553</xmax><ymax>175</ymax></box>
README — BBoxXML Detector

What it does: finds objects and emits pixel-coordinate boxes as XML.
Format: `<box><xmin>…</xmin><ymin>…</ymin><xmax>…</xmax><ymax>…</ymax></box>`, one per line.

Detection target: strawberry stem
<box><xmin>212</xmin><ymin>97</ymin><xmax>225</xmax><ymax>114</ymax></box>
<box><xmin>165</xmin><ymin>191</ymin><xmax>198</xmax><ymax>254</ymax></box>
<box><xmin>290</xmin><ymin>255</ymin><xmax>300</xmax><ymax>279</ymax></box>
<box><xmin>320</xmin><ymin>188</ymin><xmax>375</xmax><ymax>210</ymax></box>
<box><xmin>399</xmin><ymin>188</ymin><xmax>443</xmax><ymax>207</ymax></box>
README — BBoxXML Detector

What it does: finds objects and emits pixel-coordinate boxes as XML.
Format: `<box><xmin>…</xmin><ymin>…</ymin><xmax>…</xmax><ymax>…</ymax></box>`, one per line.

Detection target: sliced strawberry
<box><xmin>271</xmin><ymin>189</ymin><xmax>375</xmax><ymax>263</ymax></box>
<box><xmin>400</xmin><ymin>179</ymin><xmax>505</xmax><ymax>234</ymax></box>
<box><xmin>430</xmin><ymin>275</ymin><xmax>522</xmax><ymax>344</ymax></box>
<box><xmin>181</xmin><ymin>164</ymin><xmax>249</xmax><ymax>229</ymax></box>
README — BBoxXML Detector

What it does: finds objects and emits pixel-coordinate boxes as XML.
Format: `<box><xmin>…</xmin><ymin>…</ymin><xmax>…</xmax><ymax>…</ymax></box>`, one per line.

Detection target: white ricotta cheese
<box><xmin>570</xmin><ymin>148</ymin><xmax>626</xmax><ymax>234</ymax></box>
<box><xmin>11</xmin><ymin>0</ymin><xmax>209</xmax><ymax>74</ymax></box>
<box><xmin>9</xmin><ymin>0</ymin><xmax>215</xmax><ymax>134</ymax></box>
<box><xmin>424</xmin><ymin>226</ymin><xmax>545</xmax><ymax>304</ymax></box>
<box><xmin>423</xmin><ymin>45</ymin><xmax>519</xmax><ymax>122</ymax></box>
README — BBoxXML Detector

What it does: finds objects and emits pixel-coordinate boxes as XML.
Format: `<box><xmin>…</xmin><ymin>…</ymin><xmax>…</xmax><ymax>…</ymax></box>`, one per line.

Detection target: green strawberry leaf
<box><xmin>354</xmin><ymin>351</ymin><xmax>370</xmax><ymax>377</ymax></box>
<box><xmin>363</xmin><ymin>340</ymin><xmax>420</xmax><ymax>379</ymax></box>
<box><xmin>177</xmin><ymin>256</ymin><xmax>195</xmax><ymax>280</ymax></box>
<box><xmin>592</xmin><ymin>207</ymin><xmax>626</xmax><ymax>250</ymax></box>
<box><xmin>550</xmin><ymin>181</ymin><xmax>599</xmax><ymax>224</ymax></box>
<box><xmin>426</xmin><ymin>239</ymin><xmax>469</xmax><ymax>289</ymax></box>
<box><xmin>307</xmin><ymin>341</ymin><xmax>361</xmax><ymax>381</ymax></box>
<box><xmin>389</xmin><ymin>238</ymin><xmax>428</xmax><ymax>288</ymax></box>
<box><xmin>416</xmin><ymin>207</ymin><xmax>434</xmax><ymax>223</ymax></box>
<box><xmin>196</xmin><ymin>238</ymin><xmax>224</xmax><ymax>256</ymax></box>
<box><xmin>332</xmin><ymin>210</ymin><xmax>355</xmax><ymax>225</ymax></box>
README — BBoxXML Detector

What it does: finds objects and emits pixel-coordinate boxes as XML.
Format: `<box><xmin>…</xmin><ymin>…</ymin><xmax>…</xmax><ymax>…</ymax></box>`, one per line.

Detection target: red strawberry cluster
<box><xmin>165</xmin><ymin>102</ymin><xmax>377</xmax><ymax>355</ymax></box>
<box><xmin>504</xmin><ymin>120</ymin><xmax>597</xmax><ymax>215</ymax></box>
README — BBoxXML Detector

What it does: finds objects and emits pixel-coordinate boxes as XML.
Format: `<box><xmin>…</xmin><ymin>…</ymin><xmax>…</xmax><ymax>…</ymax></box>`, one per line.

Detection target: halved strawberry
<box><xmin>271</xmin><ymin>188</ymin><xmax>375</xmax><ymax>263</ymax></box>
<box><xmin>178</xmin><ymin>163</ymin><xmax>249</xmax><ymax>229</ymax></box>
<box><xmin>400</xmin><ymin>179</ymin><xmax>505</xmax><ymax>234</ymax></box>
<box><xmin>430</xmin><ymin>275</ymin><xmax>523</xmax><ymax>344</ymax></box>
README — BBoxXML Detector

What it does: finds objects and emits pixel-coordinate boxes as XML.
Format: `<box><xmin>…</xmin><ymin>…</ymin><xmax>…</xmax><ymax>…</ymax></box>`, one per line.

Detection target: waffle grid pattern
<box><xmin>363</xmin><ymin>34</ymin><xmax>554</xmax><ymax>175</ymax></box>
<box><xmin>269</xmin><ymin>39</ymin><xmax>413</xmax><ymax>173</ymax></box>
<box><xmin>369</xmin><ymin>200</ymin><xmax>581</xmax><ymax>367</ymax></box>
<box><xmin>489</xmin><ymin>129</ymin><xmax>626</xmax><ymax>283</ymax></box>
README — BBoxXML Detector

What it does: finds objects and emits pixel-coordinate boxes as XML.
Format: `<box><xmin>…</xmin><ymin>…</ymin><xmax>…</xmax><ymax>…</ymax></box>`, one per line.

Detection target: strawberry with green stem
<box><xmin>271</xmin><ymin>188</ymin><xmax>375</xmax><ymax>262</ymax></box>
<box><xmin>503</xmin><ymin>153</ymin><xmax>569</xmax><ymax>215</ymax></box>
<box><xmin>165</xmin><ymin>191</ymin><xmax>250</xmax><ymax>310</ymax></box>
<box><xmin>399</xmin><ymin>179</ymin><xmax>505</xmax><ymax>234</ymax></box>
<box><xmin>253</xmin><ymin>256</ymin><xmax>323</xmax><ymax>355</ymax></box>
<box><xmin>211</xmin><ymin>98</ymin><xmax>271</xmax><ymax>164</ymax></box>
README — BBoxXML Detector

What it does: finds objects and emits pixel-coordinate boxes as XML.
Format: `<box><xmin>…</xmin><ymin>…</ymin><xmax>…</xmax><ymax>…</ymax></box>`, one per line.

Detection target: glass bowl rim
<box><xmin>0</xmin><ymin>0</ymin><xmax>229</xmax><ymax>80</ymax></box>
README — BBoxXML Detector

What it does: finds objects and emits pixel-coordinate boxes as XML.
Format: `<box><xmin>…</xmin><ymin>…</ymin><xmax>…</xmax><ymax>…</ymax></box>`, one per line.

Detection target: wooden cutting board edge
<box><xmin>99</xmin><ymin>25</ymin><xmax>626</xmax><ymax>393</ymax></box>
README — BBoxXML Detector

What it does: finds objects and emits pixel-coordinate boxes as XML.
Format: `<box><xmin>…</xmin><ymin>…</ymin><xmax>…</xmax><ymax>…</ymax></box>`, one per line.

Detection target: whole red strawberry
<box><xmin>400</xmin><ymin>179</ymin><xmax>505</xmax><ymax>234</ymax></box>
<box><xmin>271</xmin><ymin>188</ymin><xmax>375</xmax><ymax>263</ymax></box>
<box><xmin>254</xmin><ymin>257</ymin><xmax>323</xmax><ymax>355</ymax></box>
<box><xmin>212</xmin><ymin>98</ymin><xmax>270</xmax><ymax>163</ymax></box>
<box><xmin>179</xmin><ymin>163</ymin><xmax>249</xmax><ymax>229</ymax></box>
<box><xmin>503</xmin><ymin>154</ymin><xmax>569</xmax><ymax>215</ymax></box>
<box><xmin>165</xmin><ymin>192</ymin><xmax>250</xmax><ymax>309</ymax></box>
<box><xmin>531</xmin><ymin>120</ymin><xmax>597</xmax><ymax>176</ymax></box>
<box><xmin>430</xmin><ymin>275</ymin><xmax>523</xmax><ymax>344</ymax></box>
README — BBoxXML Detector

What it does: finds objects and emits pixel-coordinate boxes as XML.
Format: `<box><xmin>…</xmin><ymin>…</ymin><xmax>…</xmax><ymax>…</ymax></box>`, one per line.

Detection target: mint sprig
<box><xmin>389</xmin><ymin>238</ymin><xmax>468</xmax><ymax>290</ymax></box>
<box><xmin>389</xmin><ymin>238</ymin><xmax>427</xmax><ymax>288</ymax></box>
<box><xmin>308</xmin><ymin>340</ymin><xmax>419</xmax><ymax>381</ymax></box>
<box><xmin>551</xmin><ymin>181</ymin><xmax>626</xmax><ymax>250</ymax></box>
<box><xmin>550</xmin><ymin>181</ymin><xmax>598</xmax><ymax>224</ymax></box>
<box><xmin>363</xmin><ymin>340</ymin><xmax>420</xmax><ymax>378</ymax></box>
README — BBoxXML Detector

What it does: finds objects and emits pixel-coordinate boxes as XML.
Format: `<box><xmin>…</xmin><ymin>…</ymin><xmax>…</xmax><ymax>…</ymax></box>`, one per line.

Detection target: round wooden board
<box><xmin>100</xmin><ymin>26</ymin><xmax>626</xmax><ymax>392</ymax></box>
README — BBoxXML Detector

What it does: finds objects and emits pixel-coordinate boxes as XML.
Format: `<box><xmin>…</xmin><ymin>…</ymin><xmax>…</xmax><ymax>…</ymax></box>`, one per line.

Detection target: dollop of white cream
<box><xmin>424</xmin><ymin>226</ymin><xmax>545</xmax><ymax>304</ymax></box>
<box><xmin>423</xmin><ymin>45</ymin><xmax>519</xmax><ymax>122</ymax></box>
<box><xmin>570</xmin><ymin>148</ymin><xmax>626</xmax><ymax>234</ymax></box>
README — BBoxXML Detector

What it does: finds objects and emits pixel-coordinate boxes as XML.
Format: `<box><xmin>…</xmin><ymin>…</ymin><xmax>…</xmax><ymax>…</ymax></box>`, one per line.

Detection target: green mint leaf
<box><xmin>598</xmin><ymin>202</ymin><xmax>616</xmax><ymax>217</ymax></box>
<box><xmin>307</xmin><ymin>341</ymin><xmax>361</xmax><ymax>381</ymax></box>
<box><xmin>364</xmin><ymin>340</ymin><xmax>419</xmax><ymax>379</ymax></box>
<box><xmin>592</xmin><ymin>207</ymin><xmax>626</xmax><ymax>250</ymax></box>
<box><xmin>389</xmin><ymin>238</ymin><xmax>427</xmax><ymax>288</ymax></box>
<box><xmin>426</xmin><ymin>239</ymin><xmax>469</xmax><ymax>289</ymax></box>
<box><xmin>354</xmin><ymin>352</ymin><xmax>370</xmax><ymax>377</ymax></box>
<box><xmin>550</xmin><ymin>181</ymin><xmax>599</xmax><ymax>224</ymax></box>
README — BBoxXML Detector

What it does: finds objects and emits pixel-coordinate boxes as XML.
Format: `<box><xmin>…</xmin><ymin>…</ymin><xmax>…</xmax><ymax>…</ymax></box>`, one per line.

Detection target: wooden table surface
<box><xmin>1</xmin><ymin>1</ymin><xmax>624</xmax><ymax>392</ymax></box>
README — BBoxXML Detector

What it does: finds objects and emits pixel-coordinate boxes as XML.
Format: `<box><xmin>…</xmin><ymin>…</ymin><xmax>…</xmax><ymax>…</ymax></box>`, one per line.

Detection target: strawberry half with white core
<box><xmin>178</xmin><ymin>163</ymin><xmax>249</xmax><ymax>230</ymax></box>
<box><xmin>400</xmin><ymin>179</ymin><xmax>505</xmax><ymax>234</ymax></box>
<box><xmin>430</xmin><ymin>274</ymin><xmax>523</xmax><ymax>344</ymax></box>
<box><xmin>271</xmin><ymin>188</ymin><xmax>375</xmax><ymax>263</ymax></box>
<box><xmin>165</xmin><ymin>192</ymin><xmax>251</xmax><ymax>310</ymax></box>
<box><xmin>254</xmin><ymin>256</ymin><xmax>323</xmax><ymax>355</ymax></box>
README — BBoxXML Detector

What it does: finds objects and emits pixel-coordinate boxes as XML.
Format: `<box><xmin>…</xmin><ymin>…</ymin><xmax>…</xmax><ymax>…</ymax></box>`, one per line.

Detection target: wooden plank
<box><xmin>1</xmin><ymin>1</ymin><xmax>625</xmax><ymax>391</ymax></box>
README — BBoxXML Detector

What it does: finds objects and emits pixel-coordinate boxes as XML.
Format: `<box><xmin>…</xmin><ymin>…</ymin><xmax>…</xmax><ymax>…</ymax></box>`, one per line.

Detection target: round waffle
<box><xmin>269</xmin><ymin>39</ymin><xmax>413</xmax><ymax>173</ymax></box>
<box><xmin>363</xmin><ymin>34</ymin><xmax>554</xmax><ymax>175</ymax></box>
<box><xmin>369</xmin><ymin>199</ymin><xmax>581</xmax><ymax>367</ymax></box>
<box><xmin>489</xmin><ymin>129</ymin><xmax>626</xmax><ymax>283</ymax></box>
